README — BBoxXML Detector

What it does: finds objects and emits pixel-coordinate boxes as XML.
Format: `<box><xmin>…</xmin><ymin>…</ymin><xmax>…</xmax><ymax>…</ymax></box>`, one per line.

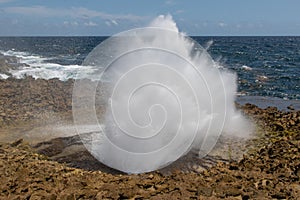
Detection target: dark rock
<box><xmin>10</xmin><ymin>139</ymin><xmax>23</xmax><ymax>147</ymax></box>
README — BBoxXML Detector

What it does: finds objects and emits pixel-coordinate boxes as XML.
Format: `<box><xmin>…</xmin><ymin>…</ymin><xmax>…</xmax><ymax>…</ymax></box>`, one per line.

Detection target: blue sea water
<box><xmin>0</xmin><ymin>36</ymin><xmax>299</xmax><ymax>101</ymax></box>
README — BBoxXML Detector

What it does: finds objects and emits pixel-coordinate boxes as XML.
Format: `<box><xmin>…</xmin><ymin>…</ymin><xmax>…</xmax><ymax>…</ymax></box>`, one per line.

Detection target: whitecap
<box><xmin>1</xmin><ymin>49</ymin><xmax>95</xmax><ymax>80</ymax></box>
<box><xmin>0</xmin><ymin>73</ymin><xmax>9</xmax><ymax>79</ymax></box>
<box><xmin>241</xmin><ymin>65</ymin><xmax>252</xmax><ymax>71</ymax></box>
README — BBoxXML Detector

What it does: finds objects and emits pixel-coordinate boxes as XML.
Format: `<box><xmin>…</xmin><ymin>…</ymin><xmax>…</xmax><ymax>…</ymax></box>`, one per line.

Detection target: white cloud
<box><xmin>165</xmin><ymin>0</ymin><xmax>176</xmax><ymax>5</ymax></box>
<box><xmin>84</xmin><ymin>21</ymin><xmax>97</xmax><ymax>27</ymax></box>
<box><xmin>0</xmin><ymin>0</ymin><xmax>14</xmax><ymax>3</ymax></box>
<box><xmin>218</xmin><ymin>22</ymin><xmax>227</xmax><ymax>27</ymax></box>
<box><xmin>4</xmin><ymin>6</ymin><xmax>64</xmax><ymax>17</ymax></box>
<box><xmin>111</xmin><ymin>20</ymin><xmax>118</xmax><ymax>25</ymax></box>
<box><xmin>105</xmin><ymin>19</ymin><xmax>118</xmax><ymax>26</ymax></box>
<box><xmin>63</xmin><ymin>21</ymin><xmax>79</xmax><ymax>26</ymax></box>
<box><xmin>4</xmin><ymin>6</ymin><xmax>145</xmax><ymax>21</ymax></box>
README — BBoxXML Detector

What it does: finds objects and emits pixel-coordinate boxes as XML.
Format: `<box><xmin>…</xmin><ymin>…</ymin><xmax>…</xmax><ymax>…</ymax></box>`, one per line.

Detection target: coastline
<box><xmin>0</xmin><ymin>77</ymin><xmax>299</xmax><ymax>199</ymax></box>
<box><xmin>236</xmin><ymin>95</ymin><xmax>300</xmax><ymax>111</ymax></box>
<box><xmin>0</xmin><ymin>76</ymin><xmax>298</xmax><ymax>126</ymax></box>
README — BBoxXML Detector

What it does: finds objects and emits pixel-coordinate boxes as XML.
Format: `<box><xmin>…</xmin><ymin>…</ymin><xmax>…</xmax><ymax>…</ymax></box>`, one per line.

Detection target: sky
<box><xmin>0</xmin><ymin>0</ymin><xmax>299</xmax><ymax>36</ymax></box>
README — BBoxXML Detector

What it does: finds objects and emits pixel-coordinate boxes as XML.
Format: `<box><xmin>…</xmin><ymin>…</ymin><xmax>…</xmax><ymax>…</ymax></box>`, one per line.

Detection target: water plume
<box><xmin>72</xmin><ymin>15</ymin><xmax>253</xmax><ymax>174</ymax></box>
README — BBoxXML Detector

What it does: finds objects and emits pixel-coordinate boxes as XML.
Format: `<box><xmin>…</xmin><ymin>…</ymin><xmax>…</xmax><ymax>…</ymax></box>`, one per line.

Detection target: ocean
<box><xmin>0</xmin><ymin>36</ymin><xmax>299</xmax><ymax>103</ymax></box>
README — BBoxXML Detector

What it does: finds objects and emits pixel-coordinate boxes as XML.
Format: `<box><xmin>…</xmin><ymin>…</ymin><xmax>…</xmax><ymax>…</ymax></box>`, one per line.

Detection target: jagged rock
<box><xmin>0</xmin><ymin>77</ymin><xmax>299</xmax><ymax>199</ymax></box>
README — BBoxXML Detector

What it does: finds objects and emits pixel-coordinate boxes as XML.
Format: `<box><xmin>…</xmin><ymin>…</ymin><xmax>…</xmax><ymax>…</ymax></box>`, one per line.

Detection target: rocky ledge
<box><xmin>0</xmin><ymin>77</ymin><xmax>73</xmax><ymax>126</ymax></box>
<box><xmin>0</xmin><ymin>53</ymin><xmax>29</xmax><ymax>76</ymax></box>
<box><xmin>0</xmin><ymin>125</ymin><xmax>299</xmax><ymax>199</ymax></box>
<box><xmin>0</xmin><ymin>77</ymin><xmax>299</xmax><ymax>199</ymax></box>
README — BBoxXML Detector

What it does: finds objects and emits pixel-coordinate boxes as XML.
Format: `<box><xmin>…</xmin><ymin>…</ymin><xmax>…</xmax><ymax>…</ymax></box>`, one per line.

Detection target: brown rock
<box><xmin>197</xmin><ymin>186</ymin><xmax>213</xmax><ymax>197</ymax></box>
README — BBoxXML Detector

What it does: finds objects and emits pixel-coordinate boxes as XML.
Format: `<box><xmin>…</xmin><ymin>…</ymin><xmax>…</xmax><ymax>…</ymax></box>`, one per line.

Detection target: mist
<box><xmin>72</xmin><ymin>15</ymin><xmax>253</xmax><ymax>174</ymax></box>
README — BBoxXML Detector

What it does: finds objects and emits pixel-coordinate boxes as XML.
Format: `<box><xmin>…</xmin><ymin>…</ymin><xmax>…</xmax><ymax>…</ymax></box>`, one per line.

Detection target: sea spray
<box><xmin>72</xmin><ymin>15</ymin><xmax>253</xmax><ymax>173</ymax></box>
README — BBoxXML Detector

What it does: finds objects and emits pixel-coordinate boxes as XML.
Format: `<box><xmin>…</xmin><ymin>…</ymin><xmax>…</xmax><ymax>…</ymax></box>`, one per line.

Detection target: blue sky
<box><xmin>0</xmin><ymin>0</ymin><xmax>299</xmax><ymax>36</ymax></box>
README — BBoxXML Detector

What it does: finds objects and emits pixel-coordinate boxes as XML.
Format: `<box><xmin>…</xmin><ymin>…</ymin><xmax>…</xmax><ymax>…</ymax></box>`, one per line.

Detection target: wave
<box><xmin>241</xmin><ymin>65</ymin><xmax>252</xmax><ymax>71</ymax></box>
<box><xmin>0</xmin><ymin>73</ymin><xmax>9</xmax><ymax>79</ymax></box>
<box><xmin>0</xmin><ymin>50</ymin><xmax>94</xmax><ymax>81</ymax></box>
<box><xmin>1</xmin><ymin>50</ymin><xmax>48</xmax><ymax>65</ymax></box>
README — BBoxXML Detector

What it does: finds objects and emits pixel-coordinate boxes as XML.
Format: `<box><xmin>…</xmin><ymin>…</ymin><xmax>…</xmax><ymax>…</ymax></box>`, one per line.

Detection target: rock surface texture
<box><xmin>0</xmin><ymin>77</ymin><xmax>299</xmax><ymax>199</ymax></box>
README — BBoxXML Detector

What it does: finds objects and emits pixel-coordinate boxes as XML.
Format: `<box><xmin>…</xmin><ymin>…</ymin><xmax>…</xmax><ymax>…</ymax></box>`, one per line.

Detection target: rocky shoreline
<box><xmin>0</xmin><ymin>53</ymin><xmax>30</xmax><ymax>79</ymax></box>
<box><xmin>0</xmin><ymin>76</ymin><xmax>73</xmax><ymax>126</ymax></box>
<box><xmin>0</xmin><ymin>77</ymin><xmax>299</xmax><ymax>199</ymax></box>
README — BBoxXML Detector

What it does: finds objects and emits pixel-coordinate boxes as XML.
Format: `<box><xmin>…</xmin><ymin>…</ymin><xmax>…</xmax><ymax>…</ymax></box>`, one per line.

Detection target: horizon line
<box><xmin>0</xmin><ymin>35</ymin><xmax>299</xmax><ymax>37</ymax></box>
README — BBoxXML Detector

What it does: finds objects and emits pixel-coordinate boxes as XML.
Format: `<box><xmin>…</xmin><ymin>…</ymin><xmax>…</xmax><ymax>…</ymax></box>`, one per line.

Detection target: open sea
<box><xmin>0</xmin><ymin>36</ymin><xmax>299</xmax><ymax>108</ymax></box>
